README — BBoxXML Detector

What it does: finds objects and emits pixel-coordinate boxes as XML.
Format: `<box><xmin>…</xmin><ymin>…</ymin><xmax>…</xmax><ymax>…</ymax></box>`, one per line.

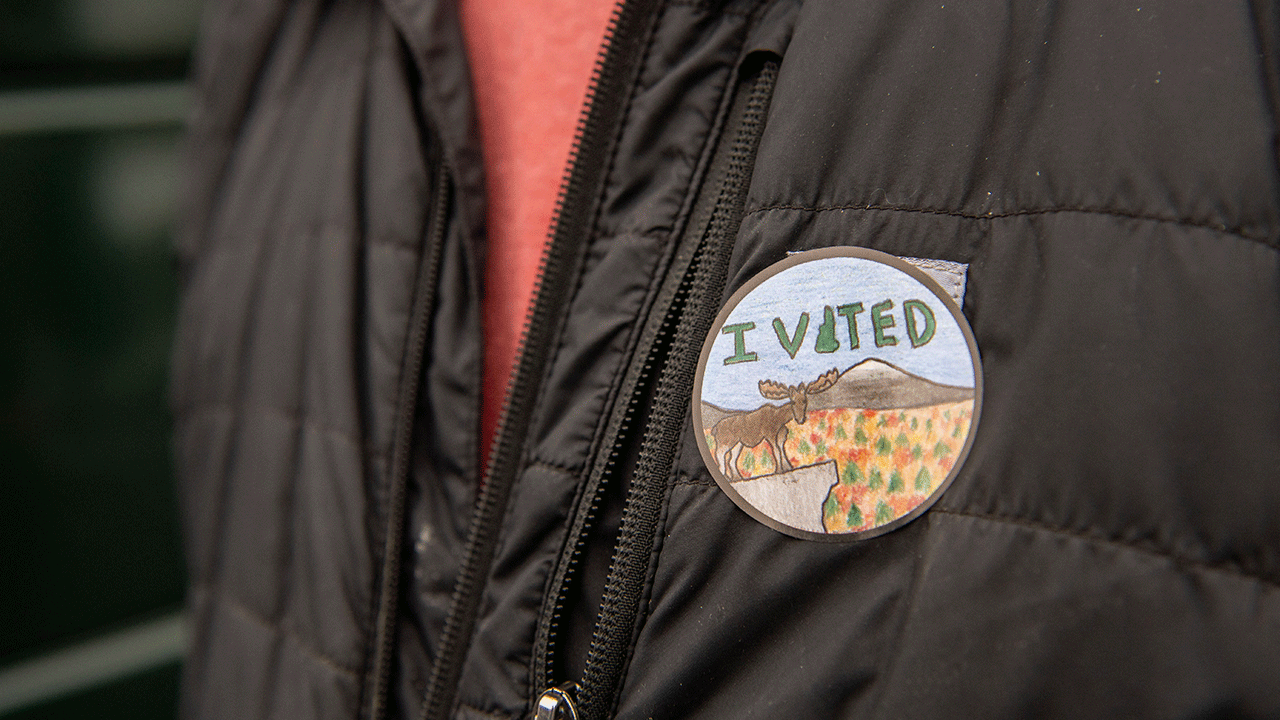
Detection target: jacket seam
<box><xmin>657</xmin><ymin>484</ymin><xmax>1280</xmax><ymax>589</ymax></box>
<box><xmin>484</xmin><ymin>454</ymin><xmax>585</xmax><ymax>708</ymax></box>
<box><xmin>664</xmin><ymin>0</ymin><xmax>754</xmax><ymax>15</ymax></box>
<box><xmin>670</xmin><ymin>473</ymin><xmax>715</xmax><ymax>486</ymax></box>
<box><xmin>743</xmin><ymin>202</ymin><xmax>1278</xmax><ymax>248</ymax></box>
<box><xmin>571</xmin><ymin>231</ymin><xmax>670</xmax><ymax>481</ymax></box>
<box><xmin>933</xmin><ymin>507</ymin><xmax>1280</xmax><ymax>591</ymax></box>
<box><xmin>191</xmin><ymin>226</ymin><xmax>422</xmax><ymax>268</ymax></box>
<box><xmin>197</xmin><ymin>164</ymin><xmax>285</xmax><ymax>679</ymax></box>
<box><xmin>525</xmin><ymin>457</ymin><xmax>583</xmax><ymax>476</ymax></box>
<box><xmin>197</xmin><ymin>583</ymin><xmax>362</xmax><ymax>678</ymax></box>
<box><xmin>175</xmin><ymin>402</ymin><xmax>376</xmax><ymax>455</ymax></box>
<box><xmin>863</xmin><ymin>514</ymin><xmax>933</xmax><ymax>720</ymax></box>
<box><xmin>187</xmin><ymin>0</ymin><xmax>293</xmax><ymax>267</ymax></box>
<box><xmin>455</xmin><ymin>702</ymin><xmax>512</xmax><ymax>720</ymax></box>
<box><xmin>273</xmin><ymin>238</ymin><xmax>314</xmax><ymax>701</ymax></box>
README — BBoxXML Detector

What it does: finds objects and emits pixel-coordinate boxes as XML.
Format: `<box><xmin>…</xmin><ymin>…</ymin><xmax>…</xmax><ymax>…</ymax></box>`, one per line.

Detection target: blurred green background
<box><xmin>0</xmin><ymin>0</ymin><xmax>200</xmax><ymax>717</ymax></box>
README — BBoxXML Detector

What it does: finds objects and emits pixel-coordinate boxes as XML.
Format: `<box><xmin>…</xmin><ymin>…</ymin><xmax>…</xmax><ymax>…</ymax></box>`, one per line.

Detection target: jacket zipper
<box><xmin>418</xmin><ymin>1</ymin><xmax>662</xmax><ymax>719</ymax></box>
<box><xmin>365</xmin><ymin>165</ymin><xmax>453</xmax><ymax>720</ymax></box>
<box><xmin>535</xmin><ymin>57</ymin><xmax>780</xmax><ymax>720</ymax></box>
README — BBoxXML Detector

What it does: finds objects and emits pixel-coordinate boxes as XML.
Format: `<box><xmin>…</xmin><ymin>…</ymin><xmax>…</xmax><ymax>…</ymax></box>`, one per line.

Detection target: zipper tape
<box><xmin>529</xmin><ymin>39</ymin><xmax>777</xmax><ymax>699</ymax></box>
<box><xmin>573</xmin><ymin>57</ymin><xmax>779</xmax><ymax>720</ymax></box>
<box><xmin>365</xmin><ymin>166</ymin><xmax>452</xmax><ymax>720</ymax></box>
<box><xmin>418</xmin><ymin>1</ymin><xmax>663</xmax><ymax>718</ymax></box>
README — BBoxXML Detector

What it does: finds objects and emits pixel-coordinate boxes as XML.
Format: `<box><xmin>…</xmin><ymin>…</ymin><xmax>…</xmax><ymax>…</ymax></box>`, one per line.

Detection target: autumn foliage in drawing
<box><xmin>704</xmin><ymin>399</ymin><xmax>973</xmax><ymax>532</ymax></box>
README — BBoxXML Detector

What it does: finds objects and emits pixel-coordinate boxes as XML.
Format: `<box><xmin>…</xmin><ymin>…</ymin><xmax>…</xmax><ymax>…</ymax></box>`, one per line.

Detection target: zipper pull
<box><xmin>533</xmin><ymin>682</ymin><xmax>580</xmax><ymax>720</ymax></box>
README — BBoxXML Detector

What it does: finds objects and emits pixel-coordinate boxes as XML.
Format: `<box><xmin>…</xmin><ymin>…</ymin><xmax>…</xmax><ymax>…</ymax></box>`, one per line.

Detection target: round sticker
<box><xmin>693</xmin><ymin>247</ymin><xmax>982</xmax><ymax>541</ymax></box>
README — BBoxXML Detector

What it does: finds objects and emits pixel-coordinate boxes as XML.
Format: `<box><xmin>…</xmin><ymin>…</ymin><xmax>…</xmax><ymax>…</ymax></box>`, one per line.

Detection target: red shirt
<box><xmin>460</xmin><ymin>0</ymin><xmax>618</xmax><ymax>469</ymax></box>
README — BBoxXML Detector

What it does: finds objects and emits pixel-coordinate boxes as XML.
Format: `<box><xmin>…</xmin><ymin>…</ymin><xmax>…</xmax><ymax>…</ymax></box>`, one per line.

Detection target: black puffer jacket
<box><xmin>173</xmin><ymin>1</ymin><xmax>1280</xmax><ymax>719</ymax></box>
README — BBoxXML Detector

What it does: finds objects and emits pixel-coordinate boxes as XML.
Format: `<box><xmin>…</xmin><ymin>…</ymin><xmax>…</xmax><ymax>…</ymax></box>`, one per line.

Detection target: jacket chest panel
<box><xmin>451</xmin><ymin>3</ymin><xmax>774</xmax><ymax>717</ymax></box>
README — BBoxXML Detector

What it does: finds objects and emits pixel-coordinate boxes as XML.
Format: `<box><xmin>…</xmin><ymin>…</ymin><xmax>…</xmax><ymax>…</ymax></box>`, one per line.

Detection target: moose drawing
<box><xmin>711</xmin><ymin>368</ymin><xmax>839</xmax><ymax>479</ymax></box>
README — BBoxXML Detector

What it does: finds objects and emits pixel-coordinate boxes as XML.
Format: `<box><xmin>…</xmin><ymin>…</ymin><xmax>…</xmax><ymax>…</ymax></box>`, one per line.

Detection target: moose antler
<box><xmin>719</xmin><ymin>369</ymin><xmax>843</xmax><ymax>479</ymax></box>
<box><xmin>758</xmin><ymin>378</ymin><xmax>790</xmax><ymax>400</ymax></box>
<box><xmin>806</xmin><ymin>368</ymin><xmax>840</xmax><ymax>394</ymax></box>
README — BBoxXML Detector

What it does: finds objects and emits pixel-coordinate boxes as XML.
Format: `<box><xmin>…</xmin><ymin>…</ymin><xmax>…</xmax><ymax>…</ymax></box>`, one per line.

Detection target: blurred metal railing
<box><xmin>0</xmin><ymin>611</ymin><xmax>186</xmax><ymax>715</ymax></box>
<box><xmin>0</xmin><ymin>81</ymin><xmax>188</xmax><ymax>135</ymax></box>
<box><xmin>0</xmin><ymin>76</ymin><xmax>190</xmax><ymax>716</ymax></box>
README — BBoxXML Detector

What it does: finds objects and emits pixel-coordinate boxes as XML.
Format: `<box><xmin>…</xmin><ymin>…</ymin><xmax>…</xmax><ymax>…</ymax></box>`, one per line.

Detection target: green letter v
<box><xmin>772</xmin><ymin>313</ymin><xmax>810</xmax><ymax>359</ymax></box>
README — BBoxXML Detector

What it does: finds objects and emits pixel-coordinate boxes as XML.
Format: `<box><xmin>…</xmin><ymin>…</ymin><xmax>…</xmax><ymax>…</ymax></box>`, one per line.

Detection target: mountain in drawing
<box><xmin>806</xmin><ymin>358</ymin><xmax>973</xmax><ymax>411</ymax></box>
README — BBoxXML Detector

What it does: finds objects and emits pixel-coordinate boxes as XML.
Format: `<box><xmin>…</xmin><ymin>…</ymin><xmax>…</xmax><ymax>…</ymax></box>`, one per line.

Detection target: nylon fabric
<box><xmin>175</xmin><ymin>0</ymin><xmax>1280</xmax><ymax>718</ymax></box>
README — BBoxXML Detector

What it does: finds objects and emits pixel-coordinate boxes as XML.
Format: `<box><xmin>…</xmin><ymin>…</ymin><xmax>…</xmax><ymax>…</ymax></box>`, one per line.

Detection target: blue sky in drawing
<box><xmin>700</xmin><ymin>256</ymin><xmax>976</xmax><ymax>411</ymax></box>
